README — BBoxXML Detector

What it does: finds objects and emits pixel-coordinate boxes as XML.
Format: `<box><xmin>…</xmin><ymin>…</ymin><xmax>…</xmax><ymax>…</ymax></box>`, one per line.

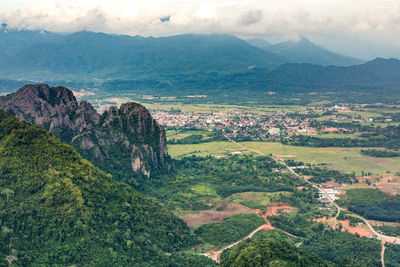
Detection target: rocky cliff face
<box><xmin>0</xmin><ymin>84</ymin><xmax>168</xmax><ymax>180</ymax></box>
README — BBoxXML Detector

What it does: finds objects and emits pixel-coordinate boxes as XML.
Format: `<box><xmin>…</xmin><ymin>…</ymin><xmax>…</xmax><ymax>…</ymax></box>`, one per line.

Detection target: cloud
<box><xmin>1</xmin><ymin>0</ymin><xmax>400</xmax><ymax>58</ymax></box>
<box><xmin>238</xmin><ymin>9</ymin><xmax>263</xmax><ymax>25</ymax></box>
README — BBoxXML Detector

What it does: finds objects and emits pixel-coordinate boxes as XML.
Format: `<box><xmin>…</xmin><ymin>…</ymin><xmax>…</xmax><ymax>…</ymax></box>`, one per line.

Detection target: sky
<box><xmin>1</xmin><ymin>0</ymin><xmax>400</xmax><ymax>59</ymax></box>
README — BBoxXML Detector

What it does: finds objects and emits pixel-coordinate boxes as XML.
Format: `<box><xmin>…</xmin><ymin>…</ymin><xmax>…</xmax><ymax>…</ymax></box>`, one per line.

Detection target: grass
<box><xmin>169</xmin><ymin>140</ymin><xmax>400</xmax><ymax>175</ymax></box>
<box><xmin>168</xmin><ymin>141</ymin><xmax>251</xmax><ymax>158</ymax></box>
<box><xmin>166</xmin><ymin>129</ymin><xmax>213</xmax><ymax>140</ymax></box>
<box><xmin>243</xmin><ymin>141</ymin><xmax>400</xmax><ymax>175</ymax></box>
<box><xmin>141</xmin><ymin>101</ymin><xmax>304</xmax><ymax>114</ymax></box>
<box><xmin>226</xmin><ymin>191</ymin><xmax>291</xmax><ymax>210</ymax></box>
<box><xmin>316</xmin><ymin>133</ymin><xmax>362</xmax><ymax>139</ymax></box>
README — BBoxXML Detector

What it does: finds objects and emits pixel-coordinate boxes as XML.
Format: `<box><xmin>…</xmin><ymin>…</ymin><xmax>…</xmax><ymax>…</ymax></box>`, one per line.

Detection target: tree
<box><xmin>1</xmin><ymin>188</ymin><xmax>14</xmax><ymax>203</ymax></box>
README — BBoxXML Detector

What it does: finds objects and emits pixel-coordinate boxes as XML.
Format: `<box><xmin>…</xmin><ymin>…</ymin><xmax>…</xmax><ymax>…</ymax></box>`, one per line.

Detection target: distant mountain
<box><xmin>248</xmin><ymin>37</ymin><xmax>363</xmax><ymax>66</ymax></box>
<box><xmin>0</xmin><ymin>30</ymin><xmax>285</xmax><ymax>80</ymax></box>
<box><xmin>247</xmin><ymin>38</ymin><xmax>271</xmax><ymax>51</ymax></box>
<box><xmin>264</xmin><ymin>57</ymin><xmax>400</xmax><ymax>90</ymax></box>
<box><xmin>0</xmin><ymin>84</ymin><xmax>168</xmax><ymax>183</ymax></box>
<box><xmin>101</xmin><ymin>58</ymin><xmax>400</xmax><ymax>95</ymax></box>
<box><xmin>0</xmin><ymin>109</ymin><xmax>214</xmax><ymax>266</ymax></box>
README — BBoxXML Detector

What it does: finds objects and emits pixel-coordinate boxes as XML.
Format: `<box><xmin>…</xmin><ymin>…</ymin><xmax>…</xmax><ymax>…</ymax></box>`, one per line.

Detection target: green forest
<box><xmin>0</xmin><ymin>110</ymin><xmax>214</xmax><ymax>266</ymax></box>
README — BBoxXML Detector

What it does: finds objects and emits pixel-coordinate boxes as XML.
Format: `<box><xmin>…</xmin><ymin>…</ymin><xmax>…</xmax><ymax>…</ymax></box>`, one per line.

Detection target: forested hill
<box><xmin>0</xmin><ymin>110</ymin><xmax>210</xmax><ymax>266</ymax></box>
<box><xmin>101</xmin><ymin>58</ymin><xmax>400</xmax><ymax>95</ymax></box>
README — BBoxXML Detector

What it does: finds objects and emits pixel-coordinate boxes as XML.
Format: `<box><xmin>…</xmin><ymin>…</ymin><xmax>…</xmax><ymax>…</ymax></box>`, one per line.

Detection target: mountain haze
<box><xmin>101</xmin><ymin>58</ymin><xmax>400</xmax><ymax>95</ymax></box>
<box><xmin>249</xmin><ymin>37</ymin><xmax>363</xmax><ymax>66</ymax></box>
<box><xmin>0</xmin><ymin>29</ymin><xmax>285</xmax><ymax>80</ymax></box>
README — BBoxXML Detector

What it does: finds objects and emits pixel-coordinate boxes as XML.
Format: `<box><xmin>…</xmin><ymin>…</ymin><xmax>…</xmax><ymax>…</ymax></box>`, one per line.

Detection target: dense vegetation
<box><xmin>337</xmin><ymin>188</ymin><xmax>400</xmax><ymax>222</ymax></box>
<box><xmin>288</xmin><ymin>123</ymin><xmax>400</xmax><ymax>150</ymax></box>
<box><xmin>220</xmin><ymin>238</ymin><xmax>334</xmax><ymax>267</ymax></box>
<box><xmin>141</xmin><ymin>155</ymin><xmax>304</xmax><ymax>210</ymax></box>
<box><xmin>269</xmin><ymin>213</ymin><xmax>325</xmax><ymax>238</ymax></box>
<box><xmin>361</xmin><ymin>149</ymin><xmax>400</xmax><ymax>157</ymax></box>
<box><xmin>168</xmin><ymin>133</ymin><xmax>225</xmax><ymax>145</ymax></box>
<box><xmin>385</xmin><ymin>245</ymin><xmax>400</xmax><ymax>267</ymax></box>
<box><xmin>194</xmin><ymin>214</ymin><xmax>265</xmax><ymax>248</ymax></box>
<box><xmin>375</xmin><ymin>225</ymin><xmax>400</xmax><ymax>236</ymax></box>
<box><xmin>301</xmin><ymin>230</ymin><xmax>381</xmax><ymax>266</ymax></box>
<box><xmin>299</xmin><ymin>167</ymin><xmax>355</xmax><ymax>184</ymax></box>
<box><xmin>0</xmin><ymin>110</ymin><xmax>213</xmax><ymax>266</ymax></box>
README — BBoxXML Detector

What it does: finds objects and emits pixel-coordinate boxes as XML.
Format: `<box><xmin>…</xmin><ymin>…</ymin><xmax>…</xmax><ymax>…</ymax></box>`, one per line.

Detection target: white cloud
<box><xmin>1</xmin><ymin>0</ymin><xmax>400</xmax><ymax>58</ymax></box>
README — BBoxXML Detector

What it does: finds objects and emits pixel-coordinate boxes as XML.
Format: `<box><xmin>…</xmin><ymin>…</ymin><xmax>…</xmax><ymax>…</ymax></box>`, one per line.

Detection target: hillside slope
<box><xmin>0</xmin><ymin>109</ymin><xmax>212</xmax><ymax>266</ymax></box>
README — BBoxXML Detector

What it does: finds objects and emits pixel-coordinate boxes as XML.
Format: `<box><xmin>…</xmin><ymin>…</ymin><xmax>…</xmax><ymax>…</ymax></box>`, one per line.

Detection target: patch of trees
<box><xmin>221</xmin><ymin>238</ymin><xmax>334</xmax><ymax>267</ymax></box>
<box><xmin>301</xmin><ymin>230</ymin><xmax>381</xmax><ymax>266</ymax></box>
<box><xmin>337</xmin><ymin>188</ymin><xmax>400</xmax><ymax>222</ymax></box>
<box><xmin>385</xmin><ymin>245</ymin><xmax>400</xmax><ymax>267</ymax></box>
<box><xmin>361</xmin><ymin>149</ymin><xmax>400</xmax><ymax>157</ymax></box>
<box><xmin>141</xmin><ymin>155</ymin><xmax>304</xmax><ymax>210</ymax></box>
<box><xmin>299</xmin><ymin>167</ymin><xmax>355</xmax><ymax>184</ymax></box>
<box><xmin>168</xmin><ymin>133</ymin><xmax>225</xmax><ymax>144</ymax></box>
<box><xmin>288</xmin><ymin>124</ymin><xmax>400</xmax><ymax>149</ymax></box>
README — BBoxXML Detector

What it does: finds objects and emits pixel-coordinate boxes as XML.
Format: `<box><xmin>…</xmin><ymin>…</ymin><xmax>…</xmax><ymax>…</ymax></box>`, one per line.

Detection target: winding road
<box><xmin>222</xmin><ymin>137</ymin><xmax>400</xmax><ymax>266</ymax></box>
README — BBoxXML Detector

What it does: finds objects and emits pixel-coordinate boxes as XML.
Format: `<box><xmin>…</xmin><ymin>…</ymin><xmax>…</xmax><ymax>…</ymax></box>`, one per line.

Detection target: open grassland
<box><xmin>166</xmin><ymin>129</ymin><xmax>214</xmax><ymax>140</ymax></box>
<box><xmin>226</xmin><ymin>191</ymin><xmax>292</xmax><ymax>210</ymax></box>
<box><xmin>243</xmin><ymin>142</ymin><xmax>400</xmax><ymax>175</ymax></box>
<box><xmin>316</xmin><ymin>133</ymin><xmax>362</xmax><ymax>139</ymax></box>
<box><xmin>169</xmin><ymin>141</ymin><xmax>400</xmax><ymax>175</ymax></box>
<box><xmin>142</xmin><ymin>102</ymin><xmax>304</xmax><ymax>114</ymax></box>
<box><xmin>168</xmin><ymin>141</ymin><xmax>251</xmax><ymax>158</ymax></box>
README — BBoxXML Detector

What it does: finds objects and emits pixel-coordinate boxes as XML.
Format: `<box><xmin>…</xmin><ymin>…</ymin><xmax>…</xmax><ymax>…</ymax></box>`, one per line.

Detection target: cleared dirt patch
<box><xmin>315</xmin><ymin>217</ymin><xmax>375</xmax><ymax>238</ymax></box>
<box><xmin>181</xmin><ymin>203</ymin><xmax>254</xmax><ymax>227</ymax></box>
<box><xmin>373</xmin><ymin>174</ymin><xmax>400</xmax><ymax>195</ymax></box>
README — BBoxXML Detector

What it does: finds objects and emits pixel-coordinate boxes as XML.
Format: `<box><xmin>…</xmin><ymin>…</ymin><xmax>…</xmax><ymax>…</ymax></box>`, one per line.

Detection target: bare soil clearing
<box><xmin>181</xmin><ymin>203</ymin><xmax>254</xmax><ymax>227</ymax></box>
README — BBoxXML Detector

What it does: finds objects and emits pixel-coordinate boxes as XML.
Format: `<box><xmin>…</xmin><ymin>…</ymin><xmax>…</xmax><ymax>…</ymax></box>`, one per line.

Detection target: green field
<box><xmin>168</xmin><ymin>141</ymin><xmax>250</xmax><ymax>158</ymax></box>
<box><xmin>227</xmin><ymin>191</ymin><xmax>292</xmax><ymax>210</ymax></box>
<box><xmin>168</xmin><ymin>141</ymin><xmax>400</xmax><ymax>175</ymax></box>
<box><xmin>142</xmin><ymin>101</ymin><xmax>305</xmax><ymax>114</ymax></box>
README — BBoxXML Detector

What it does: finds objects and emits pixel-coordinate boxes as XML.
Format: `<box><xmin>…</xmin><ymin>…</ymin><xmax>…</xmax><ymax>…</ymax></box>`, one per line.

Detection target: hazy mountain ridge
<box><xmin>101</xmin><ymin>58</ymin><xmax>400</xmax><ymax>95</ymax></box>
<box><xmin>0</xmin><ymin>84</ymin><xmax>168</xmax><ymax>181</ymax></box>
<box><xmin>0</xmin><ymin>30</ymin><xmax>285</xmax><ymax>80</ymax></box>
<box><xmin>248</xmin><ymin>37</ymin><xmax>363</xmax><ymax>66</ymax></box>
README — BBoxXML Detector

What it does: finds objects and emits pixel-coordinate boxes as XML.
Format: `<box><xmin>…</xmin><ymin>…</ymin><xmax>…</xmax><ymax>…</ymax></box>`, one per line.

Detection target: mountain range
<box><xmin>0</xmin><ymin>29</ymin><xmax>284</xmax><ymax>81</ymax></box>
<box><xmin>0</xmin><ymin>29</ymin><xmax>399</xmax><ymax>97</ymax></box>
<box><xmin>101</xmin><ymin>57</ymin><xmax>400</xmax><ymax>96</ymax></box>
<box><xmin>0</xmin><ymin>84</ymin><xmax>168</xmax><ymax>183</ymax></box>
<box><xmin>247</xmin><ymin>37</ymin><xmax>363</xmax><ymax>66</ymax></box>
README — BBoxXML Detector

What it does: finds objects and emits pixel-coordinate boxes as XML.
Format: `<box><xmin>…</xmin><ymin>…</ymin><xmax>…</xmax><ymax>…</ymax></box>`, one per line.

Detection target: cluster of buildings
<box><xmin>151</xmin><ymin>109</ymin><xmax>317</xmax><ymax>141</ymax></box>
